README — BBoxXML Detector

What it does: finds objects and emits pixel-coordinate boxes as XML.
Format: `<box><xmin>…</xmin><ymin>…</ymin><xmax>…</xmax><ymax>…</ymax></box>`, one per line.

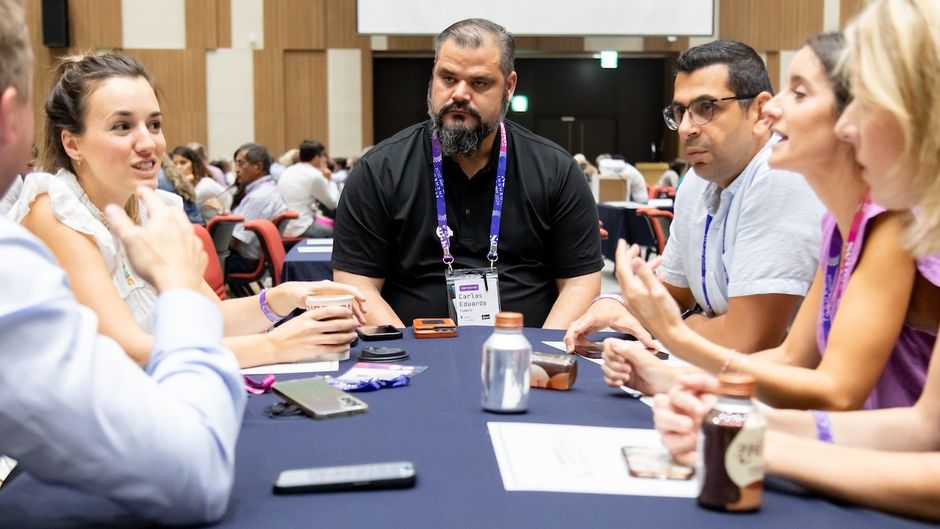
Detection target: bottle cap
<box><xmin>718</xmin><ymin>372</ymin><xmax>756</xmax><ymax>398</ymax></box>
<box><xmin>495</xmin><ymin>311</ymin><xmax>523</xmax><ymax>328</ymax></box>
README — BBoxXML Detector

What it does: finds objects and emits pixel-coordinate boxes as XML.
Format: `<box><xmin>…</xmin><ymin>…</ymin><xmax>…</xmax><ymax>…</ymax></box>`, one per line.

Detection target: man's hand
<box><xmin>563</xmin><ymin>298</ymin><xmax>657</xmax><ymax>351</ymax></box>
<box><xmin>652</xmin><ymin>372</ymin><xmax>719</xmax><ymax>466</ymax></box>
<box><xmin>105</xmin><ymin>186</ymin><xmax>205</xmax><ymax>293</ymax></box>
<box><xmin>601</xmin><ymin>338</ymin><xmax>678</xmax><ymax>395</ymax></box>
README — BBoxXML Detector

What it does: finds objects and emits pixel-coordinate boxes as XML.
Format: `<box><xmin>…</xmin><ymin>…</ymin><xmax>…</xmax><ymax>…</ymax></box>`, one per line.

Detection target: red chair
<box><xmin>648</xmin><ymin>186</ymin><xmax>676</xmax><ymax>200</ymax></box>
<box><xmin>193</xmin><ymin>224</ymin><xmax>227</xmax><ymax>300</ymax></box>
<box><xmin>272</xmin><ymin>210</ymin><xmax>303</xmax><ymax>251</ymax></box>
<box><xmin>225</xmin><ymin>219</ymin><xmax>287</xmax><ymax>297</ymax></box>
<box><xmin>636</xmin><ymin>208</ymin><xmax>674</xmax><ymax>255</ymax></box>
<box><xmin>206</xmin><ymin>214</ymin><xmax>245</xmax><ymax>270</ymax></box>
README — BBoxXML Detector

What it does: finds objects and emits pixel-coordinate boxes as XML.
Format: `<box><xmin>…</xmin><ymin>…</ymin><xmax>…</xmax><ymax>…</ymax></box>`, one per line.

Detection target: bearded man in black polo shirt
<box><xmin>332</xmin><ymin>18</ymin><xmax>602</xmax><ymax>328</ymax></box>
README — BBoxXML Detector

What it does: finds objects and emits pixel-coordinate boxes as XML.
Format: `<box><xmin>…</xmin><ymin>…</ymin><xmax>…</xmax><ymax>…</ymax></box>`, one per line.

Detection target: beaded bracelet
<box><xmin>258</xmin><ymin>288</ymin><xmax>282</xmax><ymax>323</ymax></box>
<box><xmin>811</xmin><ymin>410</ymin><xmax>834</xmax><ymax>443</ymax></box>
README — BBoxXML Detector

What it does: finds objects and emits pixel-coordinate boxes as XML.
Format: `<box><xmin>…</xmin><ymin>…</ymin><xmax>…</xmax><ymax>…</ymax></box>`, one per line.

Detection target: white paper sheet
<box><xmin>241</xmin><ymin>360</ymin><xmax>339</xmax><ymax>375</ymax></box>
<box><xmin>305</xmin><ymin>238</ymin><xmax>334</xmax><ymax>245</ymax></box>
<box><xmin>297</xmin><ymin>246</ymin><xmax>333</xmax><ymax>253</ymax></box>
<box><xmin>487</xmin><ymin>422</ymin><xmax>696</xmax><ymax>497</ymax></box>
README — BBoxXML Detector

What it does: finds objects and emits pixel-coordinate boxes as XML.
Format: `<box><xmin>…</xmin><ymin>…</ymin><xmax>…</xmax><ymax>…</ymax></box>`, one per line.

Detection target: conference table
<box><xmin>0</xmin><ymin>327</ymin><xmax>931</xmax><ymax>528</ymax></box>
<box><xmin>281</xmin><ymin>238</ymin><xmax>333</xmax><ymax>282</ymax></box>
<box><xmin>598</xmin><ymin>199</ymin><xmax>673</xmax><ymax>261</ymax></box>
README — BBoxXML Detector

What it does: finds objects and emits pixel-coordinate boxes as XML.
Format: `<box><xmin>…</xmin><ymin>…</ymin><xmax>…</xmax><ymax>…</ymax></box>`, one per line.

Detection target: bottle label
<box><xmin>724</xmin><ymin>416</ymin><xmax>764</xmax><ymax>487</ymax></box>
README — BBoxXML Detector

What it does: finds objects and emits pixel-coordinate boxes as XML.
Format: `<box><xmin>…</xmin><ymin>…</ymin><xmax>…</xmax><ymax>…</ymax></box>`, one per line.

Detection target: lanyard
<box><xmin>821</xmin><ymin>195</ymin><xmax>871</xmax><ymax>343</ymax></box>
<box><xmin>431</xmin><ymin>121</ymin><xmax>507</xmax><ymax>273</ymax></box>
<box><xmin>700</xmin><ymin>212</ymin><xmax>730</xmax><ymax>315</ymax></box>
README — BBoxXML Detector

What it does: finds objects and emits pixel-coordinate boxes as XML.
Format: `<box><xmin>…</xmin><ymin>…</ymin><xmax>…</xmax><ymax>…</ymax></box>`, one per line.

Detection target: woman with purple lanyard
<box><xmin>652</xmin><ymin>0</ymin><xmax>940</xmax><ymax>519</ymax></box>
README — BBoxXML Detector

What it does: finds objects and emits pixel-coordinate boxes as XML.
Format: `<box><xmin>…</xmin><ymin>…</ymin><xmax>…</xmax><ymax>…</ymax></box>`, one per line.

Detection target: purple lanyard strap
<box><xmin>821</xmin><ymin>195</ymin><xmax>871</xmax><ymax>343</ymax></box>
<box><xmin>700</xmin><ymin>212</ymin><xmax>730</xmax><ymax>315</ymax></box>
<box><xmin>430</xmin><ymin>121</ymin><xmax>508</xmax><ymax>272</ymax></box>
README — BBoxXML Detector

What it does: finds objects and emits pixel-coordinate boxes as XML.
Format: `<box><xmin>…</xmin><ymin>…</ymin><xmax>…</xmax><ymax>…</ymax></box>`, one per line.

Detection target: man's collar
<box><xmin>243</xmin><ymin>174</ymin><xmax>273</xmax><ymax>193</ymax></box>
<box><xmin>703</xmin><ymin>136</ymin><xmax>776</xmax><ymax>215</ymax></box>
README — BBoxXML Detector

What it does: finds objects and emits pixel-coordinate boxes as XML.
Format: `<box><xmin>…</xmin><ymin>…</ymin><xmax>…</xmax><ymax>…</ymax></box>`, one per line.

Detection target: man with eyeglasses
<box><xmin>566</xmin><ymin>40</ymin><xmax>823</xmax><ymax>361</ymax></box>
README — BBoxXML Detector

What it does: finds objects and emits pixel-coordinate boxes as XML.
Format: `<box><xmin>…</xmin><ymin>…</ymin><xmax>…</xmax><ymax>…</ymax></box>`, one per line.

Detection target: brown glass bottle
<box><xmin>697</xmin><ymin>372</ymin><xmax>765</xmax><ymax>512</ymax></box>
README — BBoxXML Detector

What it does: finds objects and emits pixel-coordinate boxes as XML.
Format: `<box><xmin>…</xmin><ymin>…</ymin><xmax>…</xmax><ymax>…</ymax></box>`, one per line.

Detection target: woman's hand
<box><xmin>267</xmin><ymin>281</ymin><xmax>368</xmax><ymax>324</ymax></box>
<box><xmin>267</xmin><ymin>305</ymin><xmax>359</xmax><ymax>363</ymax></box>
<box><xmin>615</xmin><ymin>241</ymin><xmax>685</xmax><ymax>342</ymax></box>
<box><xmin>652</xmin><ymin>372</ymin><xmax>719</xmax><ymax>466</ymax></box>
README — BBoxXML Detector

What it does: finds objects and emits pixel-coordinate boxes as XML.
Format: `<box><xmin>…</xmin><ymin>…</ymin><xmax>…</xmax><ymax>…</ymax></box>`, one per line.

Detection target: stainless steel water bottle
<box><xmin>481</xmin><ymin>312</ymin><xmax>531</xmax><ymax>412</ymax></box>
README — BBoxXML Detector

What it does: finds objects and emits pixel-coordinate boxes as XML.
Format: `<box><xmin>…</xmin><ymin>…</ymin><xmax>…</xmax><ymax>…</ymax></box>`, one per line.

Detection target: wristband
<box><xmin>811</xmin><ymin>410</ymin><xmax>834</xmax><ymax>443</ymax></box>
<box><xmin>259</xmin><ymin>288</ymin><xmax>282</xmax><ymax>323</ymax></box>
<box><xmin>592</xmin><ymin>293</ymin><xmax>624</xmax><ymax>305</ymax></box>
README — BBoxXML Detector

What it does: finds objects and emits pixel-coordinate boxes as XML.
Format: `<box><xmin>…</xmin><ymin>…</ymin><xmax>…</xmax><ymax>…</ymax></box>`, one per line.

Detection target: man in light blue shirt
<box><xmin>0</xmin><ymin>2</ymin><xmax>245</xmax><ymax>524</ymax></box>
<box><xmin>227</xmin><ymin>143</ymin><xmax>288</xmax><ymax>274</ymax></box>
<box><xmin>566</xmin><ymin>40</ymin><xmax>823</xmax><ymax>358</ymax></box>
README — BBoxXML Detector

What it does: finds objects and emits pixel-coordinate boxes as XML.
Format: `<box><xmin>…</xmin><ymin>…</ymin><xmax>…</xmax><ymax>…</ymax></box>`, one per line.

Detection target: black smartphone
<box><xmin>273</xmin><ymin>461</ymin><xmax>416</xmax><ymax>494</ymax></box>
<box><xmin>356</xmin><ymin>324</ymin><xmax>403</xmax><ymax>341</ymax></box>
<box><xmin>272</xmin><ymin>377</ymin><xmax>368</xmax><ymax>419</ymax></box>
<box><xmin>572</xmin><ymin>342</ymin><xmax>603</xmax><ymax>359</ymax></box>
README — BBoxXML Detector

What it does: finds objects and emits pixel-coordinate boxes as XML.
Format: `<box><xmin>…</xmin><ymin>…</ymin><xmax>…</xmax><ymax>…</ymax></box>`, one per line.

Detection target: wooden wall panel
<box><xmin>644</xmin><ymin>37</ymin><xmax>689</xmax><ymax>52</ymax></box>
<box><xmin>123</xmin><ymin>50</ymin><xmax>208</xmax><ymax>148</ymax></box>
<box><xmin>326</xmin><ymin>0</ymin><xmax>369</xmax><ymax>49</ymax></box>
<box><xmin>217</xmin><ymin>0</ymin><xmax>232</xmax><ymax>48</ymax></box>
<box><xmin>253</xmin><ymin>49</ymin><xmax>286</xmax><ymax>154</ymax></box>
<box><xmin>69</xmin><ymin>0</ymin><xmax>122</xmax><ymax>49</ymax></box>
<box><xmin>840</xmin><ymin>0</ymin><xmax>867</xmax><ymax>28</ymax></box>
<box><xmin>361</xmin><ymin>48</ymin><xmax>373</xmax><ymax>148</ymax></box>
<box><xmin>265</xmin><ymin>0</ymin><xmax>326</xmax><ymax>50</ymax></box>
<box><xmin>507</xmin><ymin>36</ymin><xmax>585</xmax><ymax>53</ymax></box>
<box><xmin>720</xmin><ymin>0</ymin><xmax>823</xmax><ymax>51</ymax></box>
<box><xmin>25</xmin><ymin>0</ymin><xmax>64</xmax><ymax>146</ymax></box>
<box><xmin>186</xmin><ymin>0</ymin><xmax>219</xmax><ymax>49</ymax></box>
<box><xmin>765</xmin><ymin>51</ymin><xmax>780</xmax><ymax>93</ymax></box>
<box><xmin>387</xmin><ymin>36</ymin><xmax>433</xmax><ymax>51</ymax></box>
<box><xmin>533</xmin><ymin>37</ymin><xmax>584</xmax><ymax>53</ymax></box>
<box><xmin>282</xmin><ymin>51</ymin><xmax>328</xmax><ymax>151</ymax></box>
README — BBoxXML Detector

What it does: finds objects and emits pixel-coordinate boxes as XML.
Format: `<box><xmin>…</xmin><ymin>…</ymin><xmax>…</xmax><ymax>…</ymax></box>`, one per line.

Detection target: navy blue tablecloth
<box><xmin>0</xmin><ymin>327</ymin><xmax>931</xmax><ymax>528</ymax></box>
<box><xmin>281</xmin><ymin>240</ymin><xmax>333</xmax><ymax>282</ymax></box>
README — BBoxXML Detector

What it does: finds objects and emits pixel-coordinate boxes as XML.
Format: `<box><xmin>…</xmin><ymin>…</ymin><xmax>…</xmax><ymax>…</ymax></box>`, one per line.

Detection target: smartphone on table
<box><xmin>272</xmin><ymin>377</ymin><xmax>368</xmax><ymax>419</ymax></box>
<box><xmin>273</xmin><ymin>461</ymin><xmax>416</xmax><ymax>493</ymax></box>
<box><xmin>356</xmin><ymin>324</ymin><xmax>403</xmax><ymax>341</ymax></box>
<box><xmin>412</xmin><ymin>318</ymin><xmax>457</xmax><ymax>339</ymax></box>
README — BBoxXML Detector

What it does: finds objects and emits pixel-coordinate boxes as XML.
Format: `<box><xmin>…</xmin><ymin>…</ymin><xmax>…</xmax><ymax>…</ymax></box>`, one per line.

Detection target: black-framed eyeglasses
<box><xmin>662</xmin><ymin>94</ymin><xmax>759</xmax><ymax>131</ymax></box>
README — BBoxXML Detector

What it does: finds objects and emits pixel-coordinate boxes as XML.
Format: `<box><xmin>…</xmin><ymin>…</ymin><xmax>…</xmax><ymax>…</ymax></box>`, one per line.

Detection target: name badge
<box><xmin>446</xmin><ymin>268</ymin><xmax>501</xmax><ymax>325</ymax></box>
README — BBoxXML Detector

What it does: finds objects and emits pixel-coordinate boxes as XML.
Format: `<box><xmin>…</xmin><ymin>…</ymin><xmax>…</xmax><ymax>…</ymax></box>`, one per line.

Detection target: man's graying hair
<box><xmin>434</xmin><ymin>18</ymin><xmax>515</xmax><ymax>80</ymax></box>
<box><xmin>0</xmin><ymin>0</ymin><xmax>31</xmax><ymax>102</ymax></box>
<box><xmin>235</xmin><ymin>143</ymin><xmax>272</xmax><ymax>174</ymax></box>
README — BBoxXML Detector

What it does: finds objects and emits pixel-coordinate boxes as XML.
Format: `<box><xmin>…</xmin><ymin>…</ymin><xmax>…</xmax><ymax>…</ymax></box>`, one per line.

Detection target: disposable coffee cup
<box><xmin>305</xmin><ymin>294</ymin><xmax>354</xmax><ymax>311</ymax></box>
<box><xmin>304</xmin><ymin>294</ymin><xmax>355</xmax><ymax>362</ymax></box>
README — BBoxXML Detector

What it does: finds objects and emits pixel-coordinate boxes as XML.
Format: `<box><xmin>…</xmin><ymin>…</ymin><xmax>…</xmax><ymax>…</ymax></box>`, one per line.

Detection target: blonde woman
<box><xmin>654</xmin><ymin>0</ymin><xmax>940</xmax><ymax>519</ymax></box>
